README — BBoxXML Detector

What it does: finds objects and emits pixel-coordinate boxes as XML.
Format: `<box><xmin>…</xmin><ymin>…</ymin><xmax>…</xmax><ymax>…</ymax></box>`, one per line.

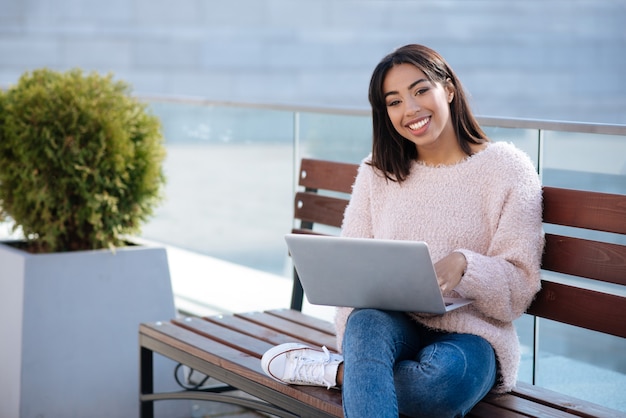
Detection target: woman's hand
<box><xmin>434</xmin><ymin>252</ymin><xmax>467</xmax><ymax>294</ymax></box>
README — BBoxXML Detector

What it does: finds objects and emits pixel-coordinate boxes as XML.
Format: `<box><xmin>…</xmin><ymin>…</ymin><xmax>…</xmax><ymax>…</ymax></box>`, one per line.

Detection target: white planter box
<box><xmin>0</xmin><ymin>241</ymin><xmax>185</xmax><ymax>418</ymax></box>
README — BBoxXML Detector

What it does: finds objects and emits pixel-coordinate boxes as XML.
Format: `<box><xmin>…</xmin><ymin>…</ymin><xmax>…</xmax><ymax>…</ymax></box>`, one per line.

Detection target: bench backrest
<box><xmin>291</xmin><ymin>158</ymin><xmax>626</xmax><ymax>339</ymax></box>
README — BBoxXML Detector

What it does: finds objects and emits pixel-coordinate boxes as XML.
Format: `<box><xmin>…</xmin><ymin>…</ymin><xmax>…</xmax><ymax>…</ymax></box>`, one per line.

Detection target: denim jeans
<box><xmin>341</xmin><ymin>309</ymin><xmax>497</xmax><ymax>418</ymax></box>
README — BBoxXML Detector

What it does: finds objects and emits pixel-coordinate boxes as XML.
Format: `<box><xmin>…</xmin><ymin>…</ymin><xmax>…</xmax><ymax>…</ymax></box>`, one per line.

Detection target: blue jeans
<box><xmin>341</xmin><ymin>309</ymin><xmax>497</xmax><ymax>418</ymax></box>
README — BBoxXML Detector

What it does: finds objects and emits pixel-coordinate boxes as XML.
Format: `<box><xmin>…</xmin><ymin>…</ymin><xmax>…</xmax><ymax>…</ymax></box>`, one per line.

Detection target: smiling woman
<box><xmin>368</xmin><ymin>44</ymin><xmax>490</xmax><ymax>182</ymax></box>
<box><xmin>383</xmin><ymin>64</ymin><xmax>468</xmax><ymax>165</ymax></box>
<box><xmin>260</xmin><ymin>44</ymin><xmax>544</xmax><ymax>418</ymax></box>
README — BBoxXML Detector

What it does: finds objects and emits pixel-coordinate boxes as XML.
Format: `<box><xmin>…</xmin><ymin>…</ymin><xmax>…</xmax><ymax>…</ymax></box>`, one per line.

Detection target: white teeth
<box><xmin>409</xmin><ymin>118</ymin><xmax>429</xmax><ymax>130</ymax></box>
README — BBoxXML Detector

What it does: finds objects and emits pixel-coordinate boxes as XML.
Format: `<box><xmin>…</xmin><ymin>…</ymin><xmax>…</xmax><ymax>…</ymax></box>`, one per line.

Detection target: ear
<box><xmin>445</xmin><ymin>79</ymin><xmax>455</xmax><ymax>103</ymax></box>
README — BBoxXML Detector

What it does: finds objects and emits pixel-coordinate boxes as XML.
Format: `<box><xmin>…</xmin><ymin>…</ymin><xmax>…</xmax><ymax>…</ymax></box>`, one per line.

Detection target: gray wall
<box><xmin>1</xmin><ymin>0</ymin><xmax>625</xmax><ymax>124</ymax></box>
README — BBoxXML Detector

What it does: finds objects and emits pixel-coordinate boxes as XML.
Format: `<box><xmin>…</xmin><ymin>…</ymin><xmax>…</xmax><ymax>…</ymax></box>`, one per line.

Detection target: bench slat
<box><xmin>481</xmin><ymin>394</ymin><xmax>579</xmax><ymax>418</ymax></box>
<box><xmin>140</xmin><ymin>322</ymin><xmax>280</xmax><ymax>390</ymax></box>
<box><xmin>141</xmin><ymin>321</ymin><xmax>344</xmax><ymax>417</ymax></box>
<box><xmin>480</xmin><ymin>392</ymin><xmax>584</xmax><ymax>418</ymax></box>
<box><xmin>299</xmin><ymin>159</ymin><xmax>358</xmax><ymax>194</ymax></box>
<box><xmin>294</xmin><ymin>191</ymin><xmax>348</xmax><ymax>228</ymax></box>
<box><xmin>543</xmin><ymin>187</ymin><xmax>626</xmax><ymax>234</ymax></box>
<box><xmin>542</xmin><ymin>234</ymin><xmax>626</xmax><ymax>286</ymax></box>
<box><xmin>512</xmin><ymin>382</ymin><xmax>626</xmax><ymax>418</ymax></box>
<box><xmin>267</xmin><ymin>308</ymin><xmax>336</xmax><ymax>335</ymax></box>
<box><xmin>467</xmin><ymin>401</ymin><xmax>532</xmax><ymax>417</ymax></box>
<box><xmin>205</xmin><ymin>313</ymin><xmax>321</xmax><ymax>348</ymax></box>
<box><xmin>526</xmin><ymin>281</ymin><xmax>626</xmax><ymax>338</ymax></box>
<box><xmin>235</xmin><ymin>311</ymin><xmax>339</xmax><ymax>352</ymax></box>
<box><xmin>173</xmin><ymin>317</ymin><xmax>274</xmax><ymax>357</ymax></box>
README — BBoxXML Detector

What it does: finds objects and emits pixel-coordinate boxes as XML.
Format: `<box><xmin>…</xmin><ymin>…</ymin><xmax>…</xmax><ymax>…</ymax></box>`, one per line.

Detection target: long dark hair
<box><xmin>368</xmin><ymin>44</ymin><xmax>488</xmax><ymax>182</ymax></box>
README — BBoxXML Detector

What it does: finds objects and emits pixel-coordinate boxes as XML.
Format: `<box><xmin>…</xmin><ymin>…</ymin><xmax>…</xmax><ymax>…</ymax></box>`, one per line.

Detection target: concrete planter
<box><xmin>0</xmin><ymin>241</ymin><xmax>184</xmax><ymax>418</ymax></box>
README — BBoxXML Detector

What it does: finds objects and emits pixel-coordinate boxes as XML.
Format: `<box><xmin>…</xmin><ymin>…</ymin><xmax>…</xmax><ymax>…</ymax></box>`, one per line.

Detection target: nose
<box><xmin>404</xmin><ymin>96</ymin><xmax>421</xmax><ymax>115</ymax></box>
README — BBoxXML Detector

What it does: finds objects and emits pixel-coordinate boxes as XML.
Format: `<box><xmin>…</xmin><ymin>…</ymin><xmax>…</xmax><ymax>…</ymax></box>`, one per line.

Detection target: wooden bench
<box><xmin>140</xmin><ymin>158</ymin><xmax>626</xmax><ymax>418</ymax></box>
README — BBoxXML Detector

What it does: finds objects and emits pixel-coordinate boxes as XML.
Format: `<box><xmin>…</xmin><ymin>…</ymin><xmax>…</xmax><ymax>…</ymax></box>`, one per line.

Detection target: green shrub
<box><xmin>0</xmin><ymin>68</ymin><xmax>166</xmax><ymax>252</ymax></box>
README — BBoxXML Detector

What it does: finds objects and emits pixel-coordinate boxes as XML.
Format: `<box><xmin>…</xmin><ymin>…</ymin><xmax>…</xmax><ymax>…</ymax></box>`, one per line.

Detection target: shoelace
<box><xmin>286</xmin><ymin>346</ymin><xmax>334</xmax><ymax>389</ymax></box>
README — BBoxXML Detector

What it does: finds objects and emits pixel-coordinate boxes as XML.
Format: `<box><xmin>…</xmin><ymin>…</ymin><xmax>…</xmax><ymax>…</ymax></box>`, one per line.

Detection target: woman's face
<box><xmin>382</xmin><ymin>63</ymin><xmax>456</xmax><ymax>151</ymax></box>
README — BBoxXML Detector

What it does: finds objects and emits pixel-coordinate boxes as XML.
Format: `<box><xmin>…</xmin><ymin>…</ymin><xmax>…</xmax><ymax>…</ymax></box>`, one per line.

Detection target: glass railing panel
<box><xmin>149</xmin><ymin>101</ymin><xmax>295</xmax><ymax>144</ymax></box>
<box><xmin>532</xmin><ymin>129</ymin><xmax>626</xmax><ymax>409</ymax></box>
<box><xmin>295</xmin><ymin>118</ymin><xmax>542</xmax><ymax>168</ymax></box>
<box><xmin>541</xmin><ymin>131</ymin><xmax>626</xmax><ymax>194</ymax></box>
<box><xmin>482</xmin><ymin>126</ymin><xmax>540</xmax><ymax>170</ymax></box>
<box><xmin>144</xmin><ymin>101</ymin><xmax>296</xmax><ymax>275</ymax></box>
<box><xmin>533</xmin><ymin>319</ymin><xmax>626</xmax><ymax>410</ymax></box>
<box><xmin>292</xmin><ymin>111</ymin><xmax>370</xmax><ymax>235</ymax></box>
<box><xmin>295</xmin><ymin>111</ymin><xmax>372</xmax><ymax>164</ymax></box>
<box><xmin>542</xmin><ymin>130</ymin><xmax>626</xmax><ymax>247</ymax></box>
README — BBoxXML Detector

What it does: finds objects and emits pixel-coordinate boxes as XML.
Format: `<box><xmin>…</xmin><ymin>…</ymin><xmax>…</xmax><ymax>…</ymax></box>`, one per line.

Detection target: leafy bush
<box><xmin>0</xmin><ymin>68</ymin><xmax>166</xmax><ymax>252</ymax></box>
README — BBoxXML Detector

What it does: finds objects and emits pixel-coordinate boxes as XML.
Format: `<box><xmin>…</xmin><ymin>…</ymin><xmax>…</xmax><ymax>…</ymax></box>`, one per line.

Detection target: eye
<box><xmin>386</xmin><ymin>99</ymin><xmax>401</xmax><ymax>107</ymax></box>
<box><xmin>415</xmin><ymin>87</ymin><xmax>429</xmax><ymax>96</ymax></box>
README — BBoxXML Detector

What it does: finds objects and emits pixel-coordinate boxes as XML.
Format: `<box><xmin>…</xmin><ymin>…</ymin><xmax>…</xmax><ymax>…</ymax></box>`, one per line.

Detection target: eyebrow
<box><xmin>384</xmin><ymin>78</ymin><xmax>429</xmax><ymax>99</ymax></box>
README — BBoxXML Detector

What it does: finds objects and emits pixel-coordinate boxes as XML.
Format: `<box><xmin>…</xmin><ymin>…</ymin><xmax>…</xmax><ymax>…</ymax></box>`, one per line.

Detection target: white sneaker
<box><xmin>261</xmin><ymin>342</ymin><xmax>343</xmax><ymax>389</ymax></box>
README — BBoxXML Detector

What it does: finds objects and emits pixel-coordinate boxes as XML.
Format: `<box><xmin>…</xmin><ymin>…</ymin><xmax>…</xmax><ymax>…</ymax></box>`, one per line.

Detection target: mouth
<box><xmin>407</xmin><ymin>116</ymin><xmax>430</xmax><ymax>132</ymax></box>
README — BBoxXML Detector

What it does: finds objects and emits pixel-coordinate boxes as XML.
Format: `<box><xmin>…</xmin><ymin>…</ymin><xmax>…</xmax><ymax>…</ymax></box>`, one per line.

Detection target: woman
<box><xmin>261</xmin><ymin>44</ymin><xmax>544</xmax><ymax>418</ymax></box>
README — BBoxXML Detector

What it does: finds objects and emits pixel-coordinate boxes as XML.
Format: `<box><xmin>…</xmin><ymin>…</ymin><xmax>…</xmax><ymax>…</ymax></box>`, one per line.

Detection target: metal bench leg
<box><xmin>140</xmin><ymin>345</ymin><xmax>155</xmax><ymax>418</ymax></box>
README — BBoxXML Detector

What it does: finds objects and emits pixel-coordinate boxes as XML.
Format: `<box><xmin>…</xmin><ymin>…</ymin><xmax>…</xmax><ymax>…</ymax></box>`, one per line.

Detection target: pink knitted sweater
<box><xmin>334</xmin><ymin>141</ymin><xmax>544</xmax><ymax>393</ymax></box>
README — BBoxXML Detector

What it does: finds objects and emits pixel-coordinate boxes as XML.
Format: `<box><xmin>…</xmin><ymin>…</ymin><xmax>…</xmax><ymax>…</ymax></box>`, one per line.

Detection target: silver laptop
<box><xmin>285</xmin><ymin>234</ymin><xmax>473</xmax><ymax>314</ymax></box>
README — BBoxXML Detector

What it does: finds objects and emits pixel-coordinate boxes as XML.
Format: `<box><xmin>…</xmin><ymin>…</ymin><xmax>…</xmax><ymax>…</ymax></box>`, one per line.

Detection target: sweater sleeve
<box><xmin>454</xmin><ymin>155</ymin><xmax>544</xmax><ymax>323</ymax></box>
